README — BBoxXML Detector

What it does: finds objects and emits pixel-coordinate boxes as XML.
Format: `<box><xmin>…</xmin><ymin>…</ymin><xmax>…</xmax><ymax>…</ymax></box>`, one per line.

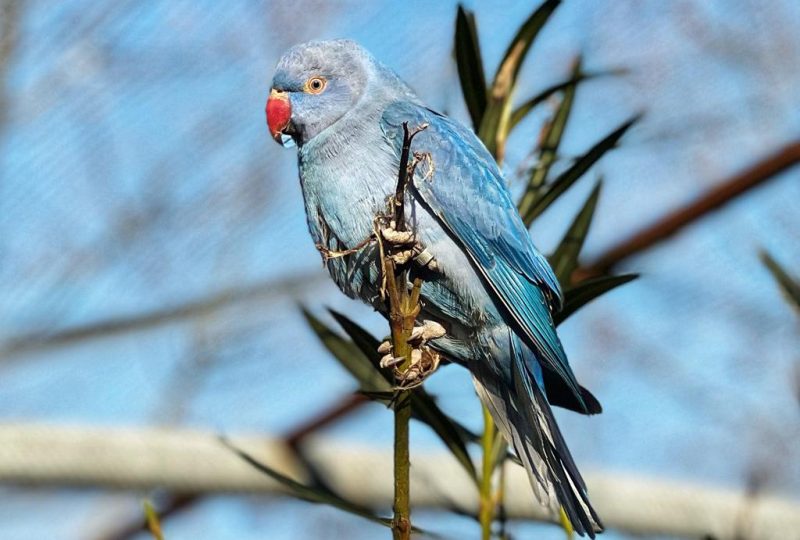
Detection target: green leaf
<box><xmin>358</xmin><ymin>390</ymin><xmax>396</xmax><ymax>401</ymax></box>
<box><xmin>521</xmin><ymin>114</ymin><xmax>639</xmax><ymax>226</ymax></box>
<box><xmin>495</xmin><ymin>0</ymin><xmax>561</xmax><ymax>96</ymax></box>
<box><xmin>326</xmin><ymin>309</ymin><xmax>383</xmax><ymax>365</ymax></box>
<box><xmin>455</xmin><ymin>5</ymin><xmax>487</xmax><ymax>129</ymax></box>
<box><xmin>219</xmin><ymin>437</ymin><xmax>393</xmax><ymax>528</ymax></box>
<box><xmin>329</xmin><ymin>309</ymin><xmax>479</xmax><ymax>483</ymax></box>
<box><xmin>143</xmin><ymin>500</ymin><xmax>164</xmax><ymax>540</ymax></box>
<box><xmin>549</xmin><ymin>180</ymin><xmax>602</xmax><ymax>286</ymax></box>
<box><xmin>760</xmin><ymin>250</ymin><xmax>800</xmax><ymax>314</ymax></box>
<box><xmin>478</xmin><ymin>0</ymin><xmax>561</xmax><ymax>161</ymax></box>
<box><xmin>489</xmin><ymin>432</ymin><xmax>510</xmax><ymax>472</ymax></box>
<box><xmin>555</xmin><ymin>274</ymin><xmax>638</xmax><ymax>326</ymax></box>
<box><xmin>302</xmin><ymin>307</ymin><xmax>390</xmax><ymax>393</ymax></box>
<box><xmin>509</xmin><ymin>67</ymin><xmax>626</xmax><ymax>130</ymax></box>
<box><xmin>305</xmin><ymin>307</ymin><xmax>475</xmax><ymax>479</ymax></box>
<box><xmin>411</xmin><ymin>389</ymin><xmax>479</xmax><ymax>483</ymax></box>
<box><xmin>517</xmin><ymin>57</ymin><xmax>581</xmax><ymax>217</ymax></box>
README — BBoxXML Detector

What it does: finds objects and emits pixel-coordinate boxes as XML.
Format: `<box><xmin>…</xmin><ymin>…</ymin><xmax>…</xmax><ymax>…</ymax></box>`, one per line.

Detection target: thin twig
<box><xmin>0</xmin><ymin>0</ymin><xmax>22</xmax><ymax>145</ymax></box>
<box><xmin>95</xmin><ymin>495</ymin><xmax>196</xmax><ymax>540</ymax></box>
<box><xmin>285</xmin><ymin>393</ymin><xmax>367</xmax><ymax>447</ymax></box>
<box><xmin>479</xmin><ymin>406</ymin><xmax>496</xmax><ymax>540</ymax></box>
<box><xmin>394</xmin><ymin>122</ymin><xmax>428</xmax><ymax>233</ymax></box>
<box><xmin>383</xmin><ymin>122</ymin><xmax>428</xmax><ymax>540</ymax></box>
<box><xmin>577</xmin><ymin>140</ymin><xmax>800</xmax><ymax>279</ymax></box>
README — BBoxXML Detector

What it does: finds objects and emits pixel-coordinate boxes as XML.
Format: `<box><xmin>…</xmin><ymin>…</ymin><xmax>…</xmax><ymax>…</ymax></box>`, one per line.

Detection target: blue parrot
<box><xmin>267</xmin><ymin>39</ymin><xmax>603</xmax><ymax>536</ymax></box>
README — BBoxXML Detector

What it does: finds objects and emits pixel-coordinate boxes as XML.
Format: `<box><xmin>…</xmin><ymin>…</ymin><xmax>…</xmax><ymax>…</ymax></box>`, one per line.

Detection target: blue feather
<box><xmin>271</xmin><ymin>39</ymin><xmax>602</xmax><ymax>534</ymax></box>
<box><xmin>380</xmin><ymin>101</ymin><xmax>586</xmax><ymax>410</ymax></box>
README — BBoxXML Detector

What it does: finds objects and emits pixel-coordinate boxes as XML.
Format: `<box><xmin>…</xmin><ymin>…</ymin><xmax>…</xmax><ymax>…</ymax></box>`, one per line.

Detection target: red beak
<box><xmin>266</xmin><ymin>89</ymin><xmax>292</xmax><ymax>142</ymax></box>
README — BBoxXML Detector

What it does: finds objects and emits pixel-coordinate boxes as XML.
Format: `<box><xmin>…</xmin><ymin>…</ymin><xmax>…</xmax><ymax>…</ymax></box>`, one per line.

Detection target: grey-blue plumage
<box><xmin>268</xmin><ymin>39</ymin><xmax>602</xmax><ymax>536</ymax></box>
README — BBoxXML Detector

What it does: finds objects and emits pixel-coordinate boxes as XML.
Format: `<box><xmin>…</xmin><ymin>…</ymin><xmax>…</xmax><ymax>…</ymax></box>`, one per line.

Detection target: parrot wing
<box><xmin>380</xmin><ymin>101</ymin><xmax>586</xmax><ymax>410</ymax></box>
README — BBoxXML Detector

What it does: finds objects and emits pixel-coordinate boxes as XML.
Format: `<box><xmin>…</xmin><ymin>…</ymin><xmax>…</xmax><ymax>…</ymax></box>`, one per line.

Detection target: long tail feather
<box><xmin>471</xmin><ymin>331</ymin><xmax>603</xmax><ymax>537</ymax></box>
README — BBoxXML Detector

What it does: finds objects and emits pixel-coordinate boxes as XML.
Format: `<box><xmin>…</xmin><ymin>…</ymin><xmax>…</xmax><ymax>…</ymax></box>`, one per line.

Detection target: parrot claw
<box><xmin>380</xmin><ymin>223</ymin><xmax>416</xmax><ymax>245</ymax></box>
<box><xmin>408</xmin><ymin>320</ymin><xmax>446</xmax><ymax>346</ymax></box>
<box><xmin>380</xmin><ymin>322</ymin><xmax>446</xmax><ymax>388</ymax></box>
<box><xmin>390</xmin><ymin>249</ymin><xmax>414</xmax><ymax>265</ymax></box>
<box><xmin>380</xmin><ymin>354</ymin><xmax>405</xmax><ymax>369</ymax></box>
<box><xmin>377</xmin><ymin>340</ymin><xmax>392</xmax><ymax>355</ymax></box>
<box><xmin>394</xmin><ymin>345</ymin><xmax>441</xmax><ymax>390</ymax></box>
<box><xmin>375</xmin><ymin>218</ymin><xmax>438</xmax><ymax>272</ymax></box>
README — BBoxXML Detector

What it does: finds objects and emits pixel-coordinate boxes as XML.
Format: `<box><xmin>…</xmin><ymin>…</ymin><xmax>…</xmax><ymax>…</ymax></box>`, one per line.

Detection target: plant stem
<box><xmin>385</xmin><ymin>267</ymin><xmax>421</xmax><ymax>540</ymax></box>
<box><xmin>497</xmin><ymin>465</ymin><xmax>508</xmax><ymax>539</ymax></box>
<box><xmin>479</xmin><ymin>405</ymin><xmax>496</xmax><ymax>540</ymax></box>
<box><xmin>393</xmin><ymin>388</ymin><xmax>412</xmax><ymax>540</ymax></box>
<box><xmin>386</xmin><ymin>122</ymin><xmax>427</xmax><ymax>540</ymax></box>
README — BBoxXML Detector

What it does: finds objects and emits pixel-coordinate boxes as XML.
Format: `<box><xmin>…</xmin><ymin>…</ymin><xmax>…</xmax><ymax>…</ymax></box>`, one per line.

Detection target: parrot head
<box><xmin>267</xmin><ymin>40</ymin><xmax>370</xmax><ymax>147</ymax></box>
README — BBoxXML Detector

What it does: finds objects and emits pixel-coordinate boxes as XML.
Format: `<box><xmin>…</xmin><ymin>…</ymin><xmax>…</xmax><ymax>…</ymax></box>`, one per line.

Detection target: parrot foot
<box><xmin>408</xmin><ymin>320</ymin><xmax>446</xmax><ymax>346</ymax></box>
<box><xmin>398</xmin><ymin>320</ymin><xmax>444</xmax><ymax>388</ymax></box>
<box><xmin>380</xmin><ymin>222</ymin><xmax>415</xmax><ymax>245</ymax></box>
<box><xmin>380</xmin><ymin>354</ymin><xmax>405</xmax><ymax>369</ymax></box>
<box><xmin>378</xmin><ymin>340</ymin><xmax>405</xmax><ymax>369</ymax></box>
<box><xmin>377</xmin><ymin>220</ymin><xmax>438</xmax><ymax>270</ymax></box>
<box><xmin>377</xmin><ymin>321</ymin><xmax>446</xmax><ymax>389</ymax></box>
<box><xmin>395</xmin><ymin>345</ymin><xmax>441</xmax><ymax>390</ymax></box>
<box><xmin>377</xmin><ymin>340</ymin><xmax>392</xmax><ymax>355</ymax></box>
<box><xmin>389</xmin><ymin>249</ymin><xmax>415</xmax><ymax>265</ymax></box>
<box><xmin>314</xmin><ymin>233</ymin><xmax>376</xmax><ymax>264</ymax></box>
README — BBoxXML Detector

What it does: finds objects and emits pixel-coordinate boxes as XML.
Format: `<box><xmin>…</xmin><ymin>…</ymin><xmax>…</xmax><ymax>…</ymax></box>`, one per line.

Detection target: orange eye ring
<box><xmin>304</xmin><ymin>76</ymin><xmax>327</xmax><ymax>94</ymax></box>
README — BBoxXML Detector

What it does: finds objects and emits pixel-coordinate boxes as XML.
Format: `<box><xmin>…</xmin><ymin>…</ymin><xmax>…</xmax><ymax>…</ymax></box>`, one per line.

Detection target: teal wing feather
<box><xmin>380</xmin><ymin>101</ymin><xmax>586</xmax><ymax>409</ymax></box>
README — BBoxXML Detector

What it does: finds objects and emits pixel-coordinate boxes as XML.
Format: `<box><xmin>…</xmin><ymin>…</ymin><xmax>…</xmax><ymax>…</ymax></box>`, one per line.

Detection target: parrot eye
<box><xmin>304</xmin><ymin>76</ymin><xmax>327</xmax><ymax>94</ymax></box>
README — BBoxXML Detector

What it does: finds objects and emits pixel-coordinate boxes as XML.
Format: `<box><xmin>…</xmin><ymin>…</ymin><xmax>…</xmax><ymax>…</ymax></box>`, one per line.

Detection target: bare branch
<box><xmin>0</xmin><ymin>271</ymin><xmax>323</xmax><ymax>359</ymax></box>
<box><xmin>3</xmin><ymin>423</ymin><xmax>798</xmax><ymax>539</ymax></box>
<box><xmin>0</xmin><ymin>0</ymin><xmax>22</xmax><ymax>146</ymax></box>
<box><xmin>577</xmin><ymin>140</ymin><xmax>800</xmax><ymax>279</ymax></box>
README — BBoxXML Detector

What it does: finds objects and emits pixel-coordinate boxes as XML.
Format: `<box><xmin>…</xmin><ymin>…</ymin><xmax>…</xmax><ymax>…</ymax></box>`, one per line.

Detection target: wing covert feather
<box><xmin>380</xmin><ymin>101</ymin><xmax>585</xmax><ymax>407</ymax></box>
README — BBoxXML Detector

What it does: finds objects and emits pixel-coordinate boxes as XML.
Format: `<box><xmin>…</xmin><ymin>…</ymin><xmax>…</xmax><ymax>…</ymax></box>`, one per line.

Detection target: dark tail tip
<box><xmin>543</xmin><ymin>368</ymin><xmax>603</xmax><ymax>414</ymax></box>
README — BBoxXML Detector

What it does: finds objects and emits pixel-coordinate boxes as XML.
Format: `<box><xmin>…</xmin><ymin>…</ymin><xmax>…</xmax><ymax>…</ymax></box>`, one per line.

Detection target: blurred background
<box><xmin>1</xmin><ymin>0</ymin><xmax>799</xmax><ymax>538</ymax></box>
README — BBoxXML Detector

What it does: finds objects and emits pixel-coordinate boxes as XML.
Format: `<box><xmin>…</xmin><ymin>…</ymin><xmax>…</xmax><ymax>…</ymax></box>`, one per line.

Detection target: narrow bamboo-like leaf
<box><xmin>509</xmin><ymin>68</ymin><xmax>624</xmax><ymax>129</ymax></box>
<box><xmin>495</xmin><ymin>0</ymin><xmax>561</xmax><ymax>96</ymax></box>
<box><xmin>302</xmin><ymin>308</ymin><xmax>390</xmax><ymax>393</ymax></box>
<box><xmin>477</xmin><ymin>89</ymin><xmax>512</xmax><ymax>161</ymax></box>
<box><xmin>548</xmin><ymin>180</ymin><xmax>602</xmax><ymax>286</ymax></box>
<box><xmin>761</xmin><ymin>251</ymin><xmax>800</xmax><ymax>314</ymax></box>
<box><xmin>396</xmin><ymin>391</ymin><xmax>481</xmax><ymax>483</ymax></box>
<box><xmin>305</xmin><ymin>307</ymin><xmax>471</xmax><ymax>482</ymax></box>
<box><xmin>490</xmin><ymin>432</ymin><xmax>510</xmax><ymax>472</ymax></box>
<box><xmin>329</xmin><ymin>309</ymin><xmax>479</xmax><ymax>483</ymax></box>
<box><xmin>358</xmin><ymin>390</ymin><xmax>396</xmax><ymax>401</ymax></box>
<box><xmin>219</xmin><ymin>437</ymin><xmax>393</xmax><ymax>528</ymax></box>
<box><xmin>510</xmin><ymin>79</ymin><xmax>574</xmax><ymax>131</ymax></box>
<box><xmin>411</xmin><ymin>390</ymin><xmax>479</xmax><ymax>482</ymax></box>
<box><xmin>478</xmin><ymin>0</ymin><xmax>561</xmax><ymax>161</ymax></box>
<box><xmin>455</xmin><ymin>5</ymin><xmax>487</xmax><ymax>129</ymax></box>
<box><xmin>143</xmin><ymin>500</ymin><xmax>164</xmax><ymax>540</ymax></box>
<box><xmin>517</xmin><ymin>57</ymin><xmax>582</xmax><ymax>217</ymax></box>
<box><xmin>327</xmin><ymin>309</ymin><xmax>383</xmax><ymax>363</ymax></box>
<box><xmin>521</xmin><ymin>115</ymin><xmax>639</xmax><ymax>226</ymax></box>
<box><xmin>555</xmin><ymin>274</ymin><xmax>638</xmax><ymax>326</ymax></box>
